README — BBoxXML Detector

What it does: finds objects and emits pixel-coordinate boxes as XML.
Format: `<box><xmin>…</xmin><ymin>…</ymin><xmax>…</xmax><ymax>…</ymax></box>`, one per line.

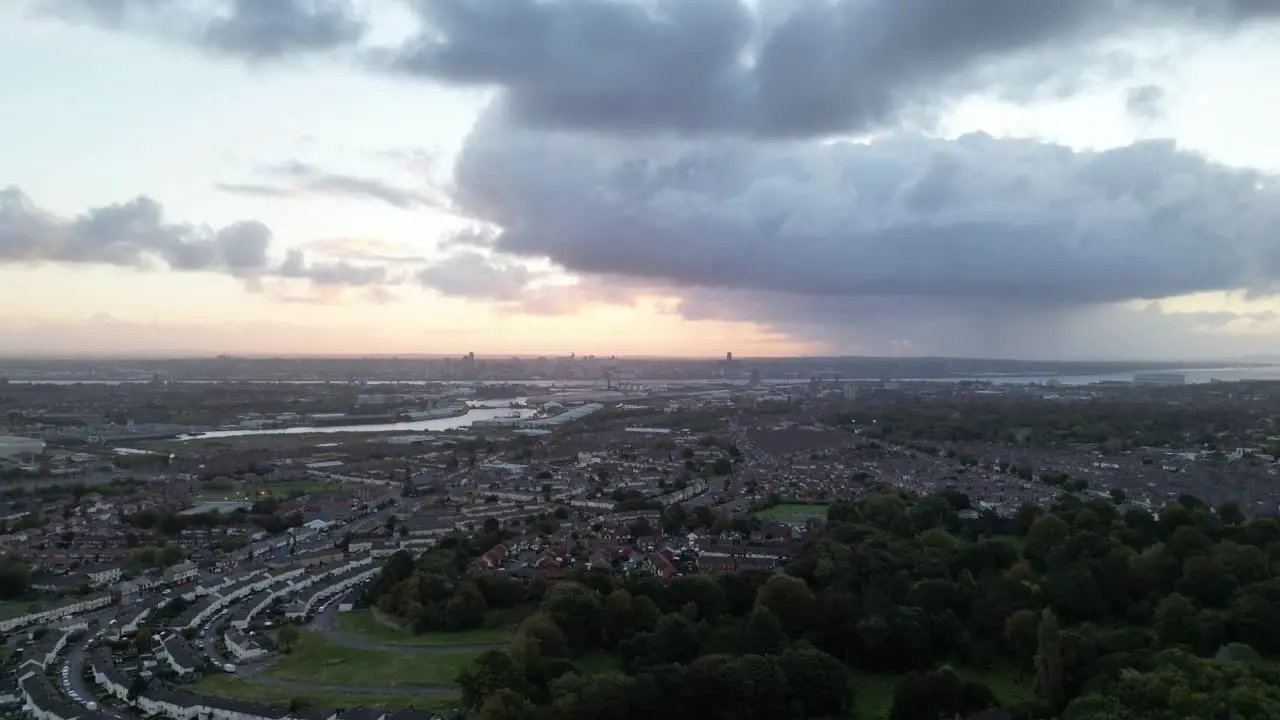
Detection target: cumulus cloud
<box><xmin>41</xmin><ymin>0</ymin><xmax>367</xmax><ymax>59</ymax></box>
<box><xmin>0</xmin><ymin>186</ymin><xmax>390</xmax><ymax>289</ymax></box>
<box><xmin>27</xmin><ymin>0</ymin><xmax>1280</xmax><ymax>357</ymax></box>
<box><xmin>450</xmin><ymin>119</ymin><xmax>1280</xmax><ymax>305</ymax></box>
<box><xmin>216</xmin><ymin>161</ymin><xmax>449</xmax><ymax>211</ymax></box>
<box><xmin>431</xmin><ymin>113</ymin><xmax>1280</xmax><ymax>355</ymax></box>
<box><xmin>415</xmin><ymin>251</ymin><xmax>537</xmax><ymax>302</ymax></box>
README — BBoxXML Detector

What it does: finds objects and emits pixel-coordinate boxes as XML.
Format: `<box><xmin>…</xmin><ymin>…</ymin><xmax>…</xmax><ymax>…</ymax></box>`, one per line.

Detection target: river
<box><xmin>182</xmin><ymin>404</ymin><xmax>539</xmax><ymax>439</ymax></box>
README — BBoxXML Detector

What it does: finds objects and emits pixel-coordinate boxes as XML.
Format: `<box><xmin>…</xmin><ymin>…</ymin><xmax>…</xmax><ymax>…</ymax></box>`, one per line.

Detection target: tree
<box><xmin>549</xmin><ymin>671</ymin><xmax>636</xmax><ymax>720</ymax></box>
<box><xmin>276</xmin><ymin>624</ymin><xmax>300</xmax><ymax>652</ymax></box>
<box><xmin>743</xmin><ymin>606</ymin><xmax>788</xmax><ymax>654</ymax></box>
<box><xmin>445</xmin><ymin>581</ymin><xmax>489</xmax><ymax>630</ymax></box>
<box><xmin>601</xmin><ymin>589</ymin><xmax>634</xmax><ymax>648</ymax></box>
<box><xmin>777</xmin><ymin>643</ymin><xmax>853</xmax><ymax>718</ymax></box>
<box><xmin>669</xmin><ymin>574</ymin><xmax>727</xmax><ymax>621</ymax></box>
<box><xmin>1063</xmin><ymin>649</ymin><xmax>1280</xmax><ymax>720</ymax></box>
<box><xmin>755</xmin><ymin>574</ymin><xmax>815</xmax><ymax>637</ymax></box>
<box><xmin>1218</xmin><ymin>500</ymin><xmax>1246</xmax><ymax>528</ymax></box>
<box><xmin>1003</xmin><ymin>608</ymin><xmax>1039</xmax><ymax>666</ymax></box>
<box><xmin>0</xmin><ymin>558</ymin><xmax>32</xmax><ymax>600</ymax></box>
<box><xmin>890</xmin><ymin>667</ymin><xmax>996</xmax><ymax>720</ymax></box>
<box><xmin>1024</xmin><ymin>514</ymin><xmax>1070</xmax><ymax>564</ymax></box>
<box><xmin>158</xmin><ymin>543</ymin><xmax>184</xmax><ymax>566</ymax></box>
<box><xmin>127</xmin><ymin>674</ymin><xmax>148</xmax><ymax>701</ymax></box>
<box><xmin>134</xmin><ymin>628</ymin><xmax>154</xmax><ymax>655</ymax></box>
<box><xmin>479</xmin><ymin>689</ymin><xmax>536</xmax><ymax>720</ymax></box>
<box><xmin>1034</xmin><ymin>609</ymin><xmax>1065</xmax><ymax>710</ymax></box>
<box><xmin>652</xmin><ymin>613</ymin><xmax>699</xmax><ymax>665</ymax></box>
<box><xmin>1011</xmin><ymin>502</ymin><xmax>1043</xmax><ymax>536</ymax></box>
<box><xmin>515</xmin><ymin>611</ymin><xmax>569</xmax><ymax>660</ymax></box>
<box><xmin>457</xmin><ymin>649</ymin><xmax>527</xmax><ymax>710</ymax></box>
<box><xmin>542</xmin><ymin>582</ymin><xmax>602</xmax><ymax>652</ymax></box>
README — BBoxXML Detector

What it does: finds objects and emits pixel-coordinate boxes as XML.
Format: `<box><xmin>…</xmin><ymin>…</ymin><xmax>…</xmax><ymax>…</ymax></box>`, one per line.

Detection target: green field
<box><xmin>852</xmin><ymin>666</ymin><xmax>1034</xmax><ymax>720</ymax></box>
<box><xmin>336</xmin><ymin>610</ymin><xmax>514</xmax><ymax>646</ymax></box>
<box><xmin>755</xmin><ymin>503</ymin><xmax>829</xmax><ymax>522</ymax></box>
<box><xmin>0</xmin><ymin>601</ymin><xmax>38</xmax><ymax>620</ymax></box>
<box><xmin>197</xmin><ymin>675</ymin><xmax>462</xmax><ymax>713</ymax></box>
<box><xmin>265</xmin><ymin>630</ymin><xmax>481</xmax><ymax>687</ymax></box>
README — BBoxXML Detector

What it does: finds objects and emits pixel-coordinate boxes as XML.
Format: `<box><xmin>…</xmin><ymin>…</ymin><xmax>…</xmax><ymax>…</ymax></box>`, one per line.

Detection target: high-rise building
<box><xmin>726</xmin><ymin>351</ymin><xmax>733</xmax><ymax>362</ymax></box>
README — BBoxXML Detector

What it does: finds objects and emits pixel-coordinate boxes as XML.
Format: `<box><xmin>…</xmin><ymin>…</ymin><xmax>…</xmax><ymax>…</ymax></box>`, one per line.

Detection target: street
<box><xmin>61</xmin><ymin>608</ymin><xmax>129</xmax><ymax>720</ymax></box>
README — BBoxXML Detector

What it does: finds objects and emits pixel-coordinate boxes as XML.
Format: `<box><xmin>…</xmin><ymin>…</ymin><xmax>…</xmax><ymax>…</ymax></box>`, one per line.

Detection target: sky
<box><xmin>4</xmin><ymin>1</ymin><xmax>1280</xmax><ymax>360</ymax></box>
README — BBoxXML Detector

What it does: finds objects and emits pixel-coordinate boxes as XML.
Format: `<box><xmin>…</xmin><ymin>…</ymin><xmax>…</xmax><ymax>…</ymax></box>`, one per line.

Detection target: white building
<box><xmin>224</xmin><ymin>629</ymin><xmax>268</xmax><ymax>661</ymax></box>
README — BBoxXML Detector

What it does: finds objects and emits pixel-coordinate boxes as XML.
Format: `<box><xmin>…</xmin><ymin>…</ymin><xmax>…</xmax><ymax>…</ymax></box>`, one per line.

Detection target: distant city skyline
<box><xmin>4</xmin><ymin>2</ymin><xmax>1280</xmax><ymax>360</ymax></box>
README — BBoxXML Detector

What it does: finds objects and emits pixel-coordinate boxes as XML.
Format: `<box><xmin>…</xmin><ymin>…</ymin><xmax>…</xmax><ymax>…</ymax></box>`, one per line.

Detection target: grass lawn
<box><xmin>197</xmin><ymin>675</ymin><xmax>462</xmax><ymax>713</ymax></box>
<box><xmin>199</xmin><ymin>482</ymin><xmax>342</xmax><ymax>502</ymax></box>
<box><xmin>755</xmin><ymin>503</ymin><xmax>829</xmax><ymax>523</ymax></box>
<box><xmin>336</xmin><ymin>611</ymin><xmax>514</xmax><ymax>646</ymax></box>
<box><xmin>266</xmin><ymin>630</ymin><xmax>481</xmax><ymax>687</ymax></box>
<box><xmin>954</xmin><ymin>666</ymin><xmax>1036</xmax><ymax>706</ymax></box>
<box><xmin>851</xmin><ymin>672</ymin><xmax>898</xmax><ymax>720</ymax></box>
<box><xmin>0</xmin><ymin>601</ymin><xmax>36</xmax><ymax>620</ymax></box>
<box><xmin>851</xmin><ymin>666</ymin><xmax>1033</xmax><ymax>720</ymax></box>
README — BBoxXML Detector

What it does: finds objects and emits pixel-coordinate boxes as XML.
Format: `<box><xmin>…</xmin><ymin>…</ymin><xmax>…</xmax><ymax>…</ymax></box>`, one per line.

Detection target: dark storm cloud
<box><xmin>0</xmin><ymin>186</ymin><xmax>389</xmax><ymax>288</ymax></box>
<box><xmin>382</xmin><ymin>0</ymin><xmax>1280</xmax><ymax>137</ymax></box>
<box><xmin>40</xmin><ymin>0</ymin><xmax>366</xmax><ymax>58</ymax></box>
<box><xmin>41</xmin><ymin>0</ymin><xmax>1280</xmax><ymax>137</ymax></box>
<box><xmin>201</xmin><ymin>0</ymin><xmax>365</xmax><ymax>58</ymax></box>
<box><xmin>448</xmin><ymin>118</ymin><xmax>1280</xmax><ymax>306</ymax></box>
<box><xmin>216</xmin><ymin>161</ymin><xmax>448</xmax><ymax>211</ymax></box>
<box><xmin>671</xmin><ymin>289</ymin><xmax>1268</xmax><ymax>360</ymax></box>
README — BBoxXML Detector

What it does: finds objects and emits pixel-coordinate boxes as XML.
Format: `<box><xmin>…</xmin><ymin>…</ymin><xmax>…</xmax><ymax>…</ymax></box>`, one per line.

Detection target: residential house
<box><xmin>336</xmin><ymin>709</ymin><xmax>386</xmax><ymax>720</ymax></box>
<box><xmin>165</xmin><ymin>561</ymin><xmax>198</xmax><ymax>586</ymax></box>
<box><xmin>224</xmin><ymin>629</ymin><xmax>268</xmax><ymax>662</ymax></box>
<box><xmin>89</xmin><ymin>647</ymin><xmax>132</xmax><ymax>702</ymax></box>
<box><xmin>200</xmin><ymin>694</ymin><xmax>288</xmax><ymax>720</ymax></box>
<box><xmin>84</xmin><ymin>563</ymin><xmax>123</xmax><ymax>587</ymax></box>
<box><xmin>289</xmin><ymin>708</ymin><xmax>338</xmax><ymax>720</ymax></box>
<box><xmin>137</xmin><ymin>685</ymin><xmax>203</xmax><ymax>720</ymax></box>
<box><xmin>387</xmin><ymin>711</ymin><xmax>438</xmax><ymax>720</ymax></box>
<box><xmin>19</xmin><ymin>672</ymin><xmax>83</xmax><ymax>720</ymax></box>
<box><xmin>161</xmin><ymin>635</ymin><xmax>203</xmax><ymax>677</ymax></box>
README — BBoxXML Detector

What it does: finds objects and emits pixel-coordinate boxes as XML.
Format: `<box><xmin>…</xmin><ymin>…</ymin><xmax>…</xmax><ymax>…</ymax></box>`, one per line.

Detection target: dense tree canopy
<box><xmin>360</xmin><ymin>485</ymin><xmax>1280</xmax><ymax>719</ymax></box>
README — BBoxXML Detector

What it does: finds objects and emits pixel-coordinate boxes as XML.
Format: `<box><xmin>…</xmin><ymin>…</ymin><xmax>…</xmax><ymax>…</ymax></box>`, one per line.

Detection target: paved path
<box><xmin>236</xmin><ymin>673</ymin><xmax>458</xmax><ymax>695</ymax></box>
